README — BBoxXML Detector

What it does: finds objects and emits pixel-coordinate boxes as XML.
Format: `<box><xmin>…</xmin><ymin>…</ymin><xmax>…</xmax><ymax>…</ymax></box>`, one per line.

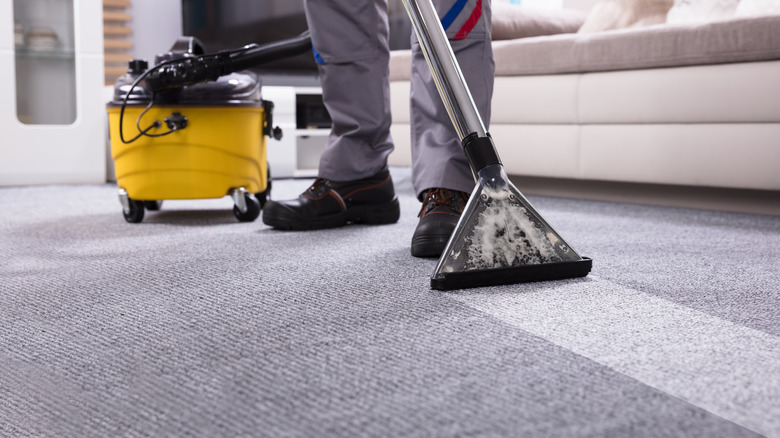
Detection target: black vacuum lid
<box><xmin>110</xmin><ymin>37</ymin><xmax>263</xmax><ymax>106</ymax></box>
<box><xmin>110</xmin><ymin>70</ymin><xmax>262</xmax><ymax>106</ymax></box>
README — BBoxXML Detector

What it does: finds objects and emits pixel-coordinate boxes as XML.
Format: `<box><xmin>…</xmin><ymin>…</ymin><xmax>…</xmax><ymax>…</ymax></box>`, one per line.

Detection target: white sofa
<box><xmin>387</xmin><ymin>10</ymin><xmax>780</xmax><ymax>194</ymax></box>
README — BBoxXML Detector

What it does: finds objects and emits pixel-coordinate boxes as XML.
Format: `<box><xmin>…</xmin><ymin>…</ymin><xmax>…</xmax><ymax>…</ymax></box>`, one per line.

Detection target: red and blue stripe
<box><xmin>441</xmin><ymin>0</ymin><xmax>483</xmax><ymax>40</ymax></box>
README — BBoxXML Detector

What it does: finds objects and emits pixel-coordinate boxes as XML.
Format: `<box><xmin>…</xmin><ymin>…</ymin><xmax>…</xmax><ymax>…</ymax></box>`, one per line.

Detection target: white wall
<box><xmin>129</xmin><ymin>0</ymin><xmax>182</xmax><ymax>62</ymax></box>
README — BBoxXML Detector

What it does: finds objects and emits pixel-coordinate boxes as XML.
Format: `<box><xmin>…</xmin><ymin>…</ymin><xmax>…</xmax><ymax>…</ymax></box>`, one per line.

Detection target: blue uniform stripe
<box><xmin>312</xmin><ymin>46</ymin><xmax>325</xmax><ymax>64</ymax></box>
<box><xmin>440</xmin><ymin>0</ymin><xmax>469</xmax><ymax>30</ymax></box>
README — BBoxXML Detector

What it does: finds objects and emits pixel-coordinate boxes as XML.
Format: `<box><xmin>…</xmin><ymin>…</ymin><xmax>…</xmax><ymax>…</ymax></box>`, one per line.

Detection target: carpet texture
<box><xmin>1</xmin><ymin>167</ymin><xmax>778</xmax><ymax>437</ymax></box>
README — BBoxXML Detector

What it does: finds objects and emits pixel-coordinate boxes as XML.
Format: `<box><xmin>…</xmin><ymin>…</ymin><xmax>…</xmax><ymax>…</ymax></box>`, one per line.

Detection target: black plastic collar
<box><xmin>462</xmin><ymin>132</ymin><xmax>501</xmax><ymax>173</ymax></box>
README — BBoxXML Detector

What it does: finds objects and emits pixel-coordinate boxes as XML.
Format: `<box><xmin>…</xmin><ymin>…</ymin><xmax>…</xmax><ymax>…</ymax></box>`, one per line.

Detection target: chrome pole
<box><xmin>400</xmin><ymin>0</ymin><xmax>487</xmax><ymax>140</ymax></box>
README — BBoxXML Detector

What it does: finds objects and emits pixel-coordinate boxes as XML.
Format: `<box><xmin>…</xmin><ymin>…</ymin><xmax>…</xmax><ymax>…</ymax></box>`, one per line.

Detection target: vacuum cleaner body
<box><xmin>108</xmin><ymin>80</ymin><xmax>268</xmax><ymax>201</ymax></box>
<box><xmin>107</xmin><ymin>72</ymin><xmax>269</xmax><ymax>202</ymax></box>
<box><xmin>106</xmin><ymin>35</ymin><xmax>310</xmax><ymax>223</ymax></box>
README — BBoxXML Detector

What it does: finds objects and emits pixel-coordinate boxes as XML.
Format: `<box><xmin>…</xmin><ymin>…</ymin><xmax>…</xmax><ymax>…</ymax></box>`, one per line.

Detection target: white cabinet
<box><xmin>0</xmin><ymin>0</ymin><xmax>106</xmax><ymax>186</ymax></box>
<box><xmin>263</xmin><ymin>86</ymin><xmax>330</xmax><ymax>178</ymax></box>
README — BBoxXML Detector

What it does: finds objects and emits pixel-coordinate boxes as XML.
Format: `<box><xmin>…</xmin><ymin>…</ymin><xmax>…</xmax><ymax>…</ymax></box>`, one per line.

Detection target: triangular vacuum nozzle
<box><xmin>431</xmin><ymin>164</ymin><xmax>592</xmax><ymax>290</ymax></box>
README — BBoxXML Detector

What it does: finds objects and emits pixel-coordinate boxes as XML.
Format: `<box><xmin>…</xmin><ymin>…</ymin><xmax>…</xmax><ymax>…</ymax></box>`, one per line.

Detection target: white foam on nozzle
<box><xmin>464</xmin><ymin>187</ymin><xmax>560</xmax><ymax>271</ymax></box>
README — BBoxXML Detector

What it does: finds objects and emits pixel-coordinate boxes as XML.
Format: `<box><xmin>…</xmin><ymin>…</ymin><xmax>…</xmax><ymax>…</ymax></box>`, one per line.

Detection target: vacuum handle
<box><xmin>400</xmin><ymin>0</ymin><xmax>486</xmax><ymax>140</ymax></box>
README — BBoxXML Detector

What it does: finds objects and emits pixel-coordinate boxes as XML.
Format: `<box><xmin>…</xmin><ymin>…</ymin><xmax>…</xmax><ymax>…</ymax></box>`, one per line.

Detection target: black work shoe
<box><xmin>411</xmin><ymin>188</ymin><xmax>469</xmax><ymax>258</ymax></box>
<box><xmin>262</xmin><ymin>168</ymin><xmax>400</xmax><ymax>230</ymax></box>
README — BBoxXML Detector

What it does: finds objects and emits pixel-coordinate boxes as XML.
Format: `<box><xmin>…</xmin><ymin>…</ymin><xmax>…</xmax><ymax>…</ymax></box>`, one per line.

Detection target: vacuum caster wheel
<box><xmin>143</xmin><ymin>200</ymin><xmax>163</xmax><ymax>211</ymax></box>
<box><xmin>234</xmin><ymin>194</ymin><xmax>260</xmax><ymax>222</ymax></box>
<box><xmin>231</xmin><ymin>187</ymin><xmax>260</xmax><ymax>222</ymax></box>
<box><xmin>123</xmin><ymin>199</ymin><xmax>145</xmax><ymax>223</ymax></box>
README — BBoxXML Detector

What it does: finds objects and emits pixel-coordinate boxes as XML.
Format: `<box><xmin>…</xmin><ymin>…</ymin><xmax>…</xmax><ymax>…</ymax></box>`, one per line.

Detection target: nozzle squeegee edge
<box><xmin>431</xmin><ymin>257</ymin><xmax>592</xmax><ymax>291</ymax></box>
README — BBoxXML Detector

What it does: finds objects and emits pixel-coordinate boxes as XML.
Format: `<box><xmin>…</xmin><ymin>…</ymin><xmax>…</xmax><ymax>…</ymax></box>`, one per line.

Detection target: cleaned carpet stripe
<box><xmin>449</xmin><ymin>275</ymin><xmax>780</xmax><ymax>437</ymax></box>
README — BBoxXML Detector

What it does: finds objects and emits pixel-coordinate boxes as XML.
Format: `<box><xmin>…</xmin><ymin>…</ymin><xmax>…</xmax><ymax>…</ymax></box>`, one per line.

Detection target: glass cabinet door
<box><xmin>13</xmin><ymin>0</ymin><xmax>76</xmax><ymax>125</ymax></box>
<box><xmin>1</xmin><ymin>0</ymin><xmax>105</xmax><ymax>186</ymax></box>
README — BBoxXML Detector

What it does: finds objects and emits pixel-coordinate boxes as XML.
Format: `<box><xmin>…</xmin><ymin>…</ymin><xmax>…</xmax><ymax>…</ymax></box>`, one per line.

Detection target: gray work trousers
<box><xmin>303</xmin><ymin>0</ymin><xmax>494</xmax><ymax>199</ymax></box>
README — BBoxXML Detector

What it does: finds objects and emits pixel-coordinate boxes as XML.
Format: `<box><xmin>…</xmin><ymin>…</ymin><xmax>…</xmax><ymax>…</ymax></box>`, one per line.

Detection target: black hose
<box><xmin>229</xmin><ymin>30</ymin><xmax>312</xmax><ymax>71</ymax></box>
<box><xmin>145</xmin><ymin>31</ymin><xmax>312</xmax><ymax>92</ymax></box>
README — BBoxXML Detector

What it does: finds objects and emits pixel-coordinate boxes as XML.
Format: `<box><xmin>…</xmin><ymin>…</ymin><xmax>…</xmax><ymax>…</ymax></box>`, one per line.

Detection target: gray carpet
<box><xmin>1</xmin><ymin>167</ymin><xmax>778</xmax><ymax>437</ymax></box>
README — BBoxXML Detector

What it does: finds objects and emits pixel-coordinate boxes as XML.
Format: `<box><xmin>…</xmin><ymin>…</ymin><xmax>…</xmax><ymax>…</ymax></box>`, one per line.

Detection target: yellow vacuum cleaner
<box><xmin>107</xmin><ymin>34</ymin><xmax>310</xmax><ymax>223</ymax></box>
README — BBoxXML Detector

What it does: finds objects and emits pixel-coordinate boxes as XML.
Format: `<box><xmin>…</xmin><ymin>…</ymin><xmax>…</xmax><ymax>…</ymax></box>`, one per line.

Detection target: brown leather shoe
<box><xmin>262</xmin><ymin>168</ymin><xmax>400</xmax><ymax>230</ymax></box>
<box><xmin>411</xmin><ymin>188</ymin><xmax>469</xmax><ymax>258</ymax></box>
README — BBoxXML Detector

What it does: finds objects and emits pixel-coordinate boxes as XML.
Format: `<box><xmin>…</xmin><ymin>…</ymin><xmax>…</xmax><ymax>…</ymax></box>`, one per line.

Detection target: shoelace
<box><xmin>418</xmin><ymin>188</ymin><xmax>467</xmax><ymax>217</ymax></box>
<box><xmin>308</xmin><ymin>178</ymin><xmax>333</xmax><ymax>194</ymax></box>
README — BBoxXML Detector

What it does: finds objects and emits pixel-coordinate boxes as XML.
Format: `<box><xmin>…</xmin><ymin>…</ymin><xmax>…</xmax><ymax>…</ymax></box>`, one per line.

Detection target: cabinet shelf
<box><xmin>295</xmin><ymin>128</ymin><xmax>330</xmax><ymax>137</ymax></box>
<box><xmin>15</xmin><ymin>47</ymin><xmax>76</xmax><ymax>61</ymax></box>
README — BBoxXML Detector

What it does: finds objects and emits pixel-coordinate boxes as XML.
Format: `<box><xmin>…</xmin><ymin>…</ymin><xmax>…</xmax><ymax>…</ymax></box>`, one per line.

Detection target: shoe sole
<box><xmin>263</xmin><ymin>197</ymin><xmax>401</xmax><ymax>230</ymax></box>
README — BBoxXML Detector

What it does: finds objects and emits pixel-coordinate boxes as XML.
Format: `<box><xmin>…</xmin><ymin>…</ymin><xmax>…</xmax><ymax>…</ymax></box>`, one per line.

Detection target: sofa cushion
<box><xmin>492</xmin><ymin>14</ymin><xmax>780</xmax><ymax>76</ymax></box>
<box><xmin>389</xmin><ymin>50</ymin><xmax>412</xmax><ymax>82</ymax></box>
<box><xmin>578</xmin><ymin>0</ymin><xmax>674</xmax><ymax>32</ymax></box>
<box><xmin>492</xmin><ymin>4</ymin><xmax>587</xmax><ymax>40</ymax></box>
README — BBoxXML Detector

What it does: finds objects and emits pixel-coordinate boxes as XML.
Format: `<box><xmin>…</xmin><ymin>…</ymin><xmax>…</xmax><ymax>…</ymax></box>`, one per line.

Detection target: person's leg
<box><xmin>263</xmin><ymin>0</ymin><xmax>400</xmax><ymax>230</ymax></box>
<box><xmin>409</xmin><ymin>0</ymin><xmax>494</xmax><ymax>257</ymax></box>
<box><xmin>307</xmin><ymin>0</ymin><xmax>394</xmax><ymax>180</ymax></box>
<box><xmin>411</xmin><ymin>0</ymin><xmax>494</xmax><ymax>196</ymax></box>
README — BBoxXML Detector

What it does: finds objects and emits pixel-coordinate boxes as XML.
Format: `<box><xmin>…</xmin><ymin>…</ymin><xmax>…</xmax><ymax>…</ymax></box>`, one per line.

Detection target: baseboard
<box><xmin>509</xmin><ymin>175</ymin><xmax>780</xmax><ymax>217</ymax></box>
